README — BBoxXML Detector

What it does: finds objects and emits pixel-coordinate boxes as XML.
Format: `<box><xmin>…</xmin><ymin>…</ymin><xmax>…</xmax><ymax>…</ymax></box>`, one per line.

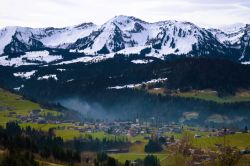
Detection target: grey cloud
<box><xmin>1</xmin><ymin>0</ymin><xmax>249</xmax><ymax>28</ymax></box>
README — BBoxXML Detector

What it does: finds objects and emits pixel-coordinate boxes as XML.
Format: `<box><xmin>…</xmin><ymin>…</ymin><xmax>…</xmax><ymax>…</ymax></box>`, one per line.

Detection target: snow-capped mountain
<box><xmin>0</xmin><ymin>23</ymin><xmax>96</xmax><ymax>54</ymax></box>
<box><xmin>209</xmin><ymin>23</ymin><xmax>250</xmax><ymax>61</ymax></box>
<box><xmin>68</xmin><ymin>15</ymin><xmax>228</xmax><ymax>58</ymax></box>
<box><xmin>0</xmin><ymin>15</ymin><xmax>249</xmax><ymax>65</ymax></box>
<box><xmin>208</xmin><ymin>23</ymin><xmax>246</xmax><ymax>46</ymax></box>
<box><xmin>220</xmin><ymin>23</ymin><xmax>246</xmax><ymax>34</ymax></box>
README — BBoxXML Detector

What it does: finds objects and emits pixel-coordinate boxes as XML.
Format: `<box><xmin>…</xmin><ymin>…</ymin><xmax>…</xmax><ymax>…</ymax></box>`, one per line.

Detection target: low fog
<box><xmin>58</xmin><ymin>98</ymin><xmax>109</xmax><ymax>119</ymax></box>
<box><xmin>56</xmin><ymin>96</ymin><xmax>250</xmax><ymax>127</ymax></box>
<box><xmin>57</xmin><ymin>97</ymin><xmax>134</xmax><ymax>120</ymax></box>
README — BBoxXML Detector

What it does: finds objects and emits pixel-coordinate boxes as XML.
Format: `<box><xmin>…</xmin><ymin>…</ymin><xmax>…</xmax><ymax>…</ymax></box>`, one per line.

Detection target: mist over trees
<box><xmin>0</xmin><ymin>57</ymin><xmax>250</xmax><ymax>126</ymax></box>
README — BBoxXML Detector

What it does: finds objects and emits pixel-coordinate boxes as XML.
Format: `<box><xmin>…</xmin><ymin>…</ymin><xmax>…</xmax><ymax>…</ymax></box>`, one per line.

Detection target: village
<box><xmin>3</xmin><ymin>106</ymin><xmax>250</xmax><ymax>165</ymax></box>
<box><xmin>10</xmin><ymin>108</ymin><xmax>249</xmax><ymax>141</ymax></box>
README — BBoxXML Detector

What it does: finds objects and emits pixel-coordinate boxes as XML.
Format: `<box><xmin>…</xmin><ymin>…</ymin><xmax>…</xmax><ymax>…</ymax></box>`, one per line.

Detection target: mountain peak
<box><xmin>108</xmin><ymin>15</ymin><xmax>147</xmax><ymax>24</ymax></box>
<box><xmin>219</xmin><ymin>23</ymin><xmax>246</xmax><ymax>34</ymax></box>
<box><xmin>73</xmin><ymin>22</ymin><xmax>96</xmax><ymax>29</ymax></box>
<box><xmin>0</xmin><ymin>16</ymin><xmax>249</xmax><ymax>63</ymax></box>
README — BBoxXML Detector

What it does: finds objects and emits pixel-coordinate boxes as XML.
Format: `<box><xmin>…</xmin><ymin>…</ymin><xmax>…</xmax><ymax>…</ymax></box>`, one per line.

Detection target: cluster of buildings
<box><xmin>9</xmin><ymin>109</ymin><xmax>48</xmax><ymax>124</ymax></box>
<box><xmin>71</xmin><ymin>119</ymin><xmax>184</xmax><ymax>137</ymax></box>
<box><xmin>8</xmin><ymin>109</ymin><xmax>248</xmax><ymax>142</ymax></box>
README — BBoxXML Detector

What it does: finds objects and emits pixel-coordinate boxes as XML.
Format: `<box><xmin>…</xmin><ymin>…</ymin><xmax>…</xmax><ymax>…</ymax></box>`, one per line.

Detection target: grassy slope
<box><xmin>148</xmin><ymin>88</ymin><xmax>250</xmax><ymax>103</ymax></box>
<box><xmin>192</xmin><ymin>133</ymin><xmax>250</xmax><ymax>150</ymax></box>
<box><xmin>37</xmin><ymin>160</ymin><xmax>66</xmax><ymax>166</ymax></box>
<box><xmin>173</xmin><ymin>90</ymin><xmax>250</xmax><ymax>103</ymax></box>
<box><xmin>0</xmin><ymin>88</ymin><xmax>60</xmax><ymax>127</ymax></box>
<box><xmin>20</xmin><ymin>123</ymin><xmax>72</xmax><ymax>131</ymax></box>
<box><xmin>55</xmin><ymin>130</ymin><xmax>118</xmax><ymax>141</ymax></box>
<box><xmin>111</xmin><ymin>131</ymin><xmax>250</xmax><ymax>165</ymax></box>
<box><xmin>0</xmin><ymin>87</ymin><xmax>122</xmax><ymax>140</ymax></box>
<box><xmin>110</xmin><ymin>153</ymin><xmax>167</xmax><ymax>165</ymax></box>
<box><xmin>178</xmin><ymin>130</ymin><xmax>250</xmax><ymax>150</ymax></box>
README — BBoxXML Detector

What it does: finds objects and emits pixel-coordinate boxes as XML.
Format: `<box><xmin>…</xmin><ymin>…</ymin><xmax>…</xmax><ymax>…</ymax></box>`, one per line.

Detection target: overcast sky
<box><xmin>0</xmin><ymin>0</ymin><xmax>250</xmax><ymax>28</ymax></box>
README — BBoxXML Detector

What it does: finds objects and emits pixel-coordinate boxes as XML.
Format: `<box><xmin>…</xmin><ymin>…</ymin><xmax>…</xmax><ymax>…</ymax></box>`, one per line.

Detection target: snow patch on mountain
<box><xmin>66</xmin><ymin>79</ymin><xmax>74</xmax><ymax>82</ymax></box>
<box><xmin>0</xmin><ymin>51</ymin><xmax>62</xmax><ymax>67</ymax></box>
<box><xmin>0</xmin><ymin>56</ymin><xmax>36</xmax><ymax>67</ymax></box>
<box><xmin>117</xmin><ymin>46</ymin><xmax>147</xmax><ymax>55</ymax></box>
<box><xmin>14</xmin><ymin>84</ymin><xmax>24</xmax><ymax>91</ymax></box>
<box><xmin>131</xmin><ymin>59</ymin><xmax>153</xmax><ymax>64</ymax></box>
<box><xmin>25</xmin><ymin>51</ymin><xmax>62</xmax><ymax>63</ymax></box>
<box><xmin>242</xmin><ymin>61</ymin><xmax>250</xmax><ymax>65</ymax></box>
<box><xmin>108</xmin><ymin>78</ymin><xmax>167</xmax><ymax>89</ymax></box>
<box><xmin>13</xmin><ymin>70</ymin><xmax>37</xmax><ymax>79</ymax></box>
<box><xmin>38</xmin><ymin>74</ymin><xmax>58</xmax><ymax>81</ymax></box>
<box><xmin>57</xmin><ymin>68</ymin><xmax>66</xmax><ymax>72</ymax></box>
<box><xmin>56</xmin><ymin>57</ymin><xmax>93</xmax><ymax>65</ymax></box>
<box><xmin>56</xmin><ymin>54</ymin><xmax>115</xmax><ymax>65</ymax></box>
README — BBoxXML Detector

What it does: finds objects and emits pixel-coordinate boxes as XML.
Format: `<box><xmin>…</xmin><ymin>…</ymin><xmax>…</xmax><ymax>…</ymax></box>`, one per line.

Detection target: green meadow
<box><xmin>172</xmin><ymin>90</ymin><xmax>250</xmax><ymax>103</ymax></box>
<box><xmin>192</xmin><ymin>133</ymin><xmax>250</xmax><ymax>150</ymax></box>
<box><xmin>0</xmin><ymin>88</ymin><xmax>61</xmax><ymax>127</ymax></box>
<box><xmin>148</xmin><ymin>88</ymin><xmax>250</xmax><ymax>103</ymax></box>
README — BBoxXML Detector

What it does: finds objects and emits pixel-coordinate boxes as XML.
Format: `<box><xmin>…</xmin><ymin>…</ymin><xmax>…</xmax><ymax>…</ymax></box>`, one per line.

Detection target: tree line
<box><xmin>0</xmin><ymin>122</ymin><xmax>128</xmax><ymax>165</ymax></box>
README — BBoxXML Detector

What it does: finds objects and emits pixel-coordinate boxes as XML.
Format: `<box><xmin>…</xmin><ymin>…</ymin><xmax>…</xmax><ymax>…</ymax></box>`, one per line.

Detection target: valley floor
<box><xmin>1</xmin><ymin>88</ymin><xmax>250</xmax><ymax>165</ymax></box>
